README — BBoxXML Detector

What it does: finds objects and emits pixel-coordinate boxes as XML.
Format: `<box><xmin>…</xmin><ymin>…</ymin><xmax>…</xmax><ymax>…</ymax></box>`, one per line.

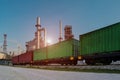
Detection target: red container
<box><xmin>19</xmin><ymin>53</ymin><xmax>24</xmax><ymax>64</ymax></box>
<box><xmin>19</xmin><ymin>51</ymin><xmax>33</xmax><ymax>64</ymax></box>
<box><xmin>12</xmin><ymin>56</ymin><xmax>19</xmax><ymax>65</ymax></box>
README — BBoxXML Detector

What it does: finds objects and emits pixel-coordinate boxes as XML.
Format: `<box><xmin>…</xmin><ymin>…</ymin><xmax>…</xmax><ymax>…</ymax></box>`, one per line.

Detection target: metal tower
<box><xmin>3</xmin><ymin>34</ymin><xmax>7</xmax><ymax>54</ymax></box>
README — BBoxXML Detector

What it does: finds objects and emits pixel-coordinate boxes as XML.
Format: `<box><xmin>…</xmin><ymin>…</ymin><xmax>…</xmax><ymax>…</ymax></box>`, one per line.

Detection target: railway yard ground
<box><xmin>0</xmin><ymin>65</ymin><xmax>120</xmax><ymax>80</ymax></box>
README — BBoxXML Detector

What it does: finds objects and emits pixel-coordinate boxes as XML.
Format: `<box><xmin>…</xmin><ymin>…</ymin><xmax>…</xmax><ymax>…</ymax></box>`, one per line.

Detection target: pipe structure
<box><xmin>37</xmin><ymin>30</ymin><xmax>40</xmax><ymax>49</ymax></box>
<box><xmin>40</xmin><ymin>28</ymin><xmax>46</xmax><ymax>47</ymax></box>
<box><xmin>44</xmin><ymin>28</ymin><xmax>46</xmax><ymax>47</ymax></box>
<box><xmin>59</xmin><ymin>20</ymin><xmax>63</xmax><ymax>42</ymax></box>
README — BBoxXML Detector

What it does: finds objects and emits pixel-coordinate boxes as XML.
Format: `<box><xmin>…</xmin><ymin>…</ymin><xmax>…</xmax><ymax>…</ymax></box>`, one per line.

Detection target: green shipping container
<box><xmin>34</xmin><ymin>39</ymin><xmax>79</xmax><ymax>61</ymax></box>
<box><xmin>80</xmin><ymin>22</ymin><xmax>120</xmax><ymax>55</ymax></box>
<box><xmin>34</xmin><ymin>48</ymin><xmax>46</xmax><ymax>61</ymax></box>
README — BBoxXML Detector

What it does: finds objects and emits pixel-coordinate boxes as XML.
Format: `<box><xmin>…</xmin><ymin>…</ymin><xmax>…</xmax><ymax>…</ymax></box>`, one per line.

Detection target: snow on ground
<box><xmin>0</xmin><ymin>65</ymin><xmax>120</xmax><ymax>80</ymax></box>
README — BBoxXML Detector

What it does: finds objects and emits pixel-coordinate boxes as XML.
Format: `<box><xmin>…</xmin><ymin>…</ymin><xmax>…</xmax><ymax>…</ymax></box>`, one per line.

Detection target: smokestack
<box><xmin>35</xmin><ymin>17</ymin><xmax>46</xmax><ymax>49</ymax></box>
<box><xmin>37</xmin><ymin>17</ymin><xmax>40</xmax><ymax>25</ymax></box>
<box><xmin>35</xmin><ymin>17</ymin><xmax>41</xmax><ymax>49</ymax></box>
<box><xmin>59</xmin><ymin>20</ymin><xmax>63</xmax><ymax>42</ymax></box>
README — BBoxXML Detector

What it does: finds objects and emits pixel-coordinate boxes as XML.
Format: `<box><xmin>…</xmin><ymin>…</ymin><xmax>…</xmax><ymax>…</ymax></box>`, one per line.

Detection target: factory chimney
<box><xmin>26</xmin><ymin>17</ymin><xmax>46</xmax><ymax>51</ymax></box>
<box><xmin>37</xmin><ymin>17</ymin><xmax>40</xmax><ymax>26</ymax></box>
<box><xmin>35</xmin><ymin>17</ymin><xmax>46</xmax><ymax>49</ymax></box>
<box><xmin>3</xmin><ymin>34</ymin><xmax>7</xmax><ymax>54</ymax></box>
<box><xmin>59</xmin><ymin>20</ymin><xmax>63</xmax><ymax>42</ymax></box>
<box><xmin>35</xmin><ymin>17</ymin><xmax>41</xmax><ymax>49</ymax></box>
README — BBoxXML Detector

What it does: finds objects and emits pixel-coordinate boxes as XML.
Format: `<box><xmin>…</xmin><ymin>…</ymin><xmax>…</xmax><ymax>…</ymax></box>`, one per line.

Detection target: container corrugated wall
<box><xmin>80</xmin><ymin>22</ymin><xmax>120</xmax><ymax>55</ymax></box>
<box><xmin>47</xmin><ymin>40</ymin><xmax>72</xmax><ymax>59</ymax></box>
<box><xmin>33</xmin><ymin>39</ymin><xmax>79</xmax><ymax>61</ymax></box>
<box><xmin>12</xmin><ymin>56</ymin><xmax>19</xmax><ymax>64</ymax></box>
<box><xmin>34</xmin><ymin>48</ymin><xmax>46</xmax><ymax>61</ymax></box>
<box><xmin>19</xmin><ymin>51</ymin><xmax>33</xmax><ymax>64</ymax></box>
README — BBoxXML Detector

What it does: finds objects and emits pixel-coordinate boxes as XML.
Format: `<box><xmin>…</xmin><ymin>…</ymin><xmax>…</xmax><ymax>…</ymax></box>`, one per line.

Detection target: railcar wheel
<box><xmin>102</xmin><ymin>59</ymin><xmax>112</xmax><ymax>65</ymax></box>
<box><xmin>85</xmin><ymin>59</ymin><xmax>95</xmax><ymax>65</ymax></box>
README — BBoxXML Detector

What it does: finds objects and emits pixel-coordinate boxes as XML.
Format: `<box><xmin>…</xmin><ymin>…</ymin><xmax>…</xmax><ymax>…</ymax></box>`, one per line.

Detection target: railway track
<box><xmin>16</xmin><ymin>63</ymin><xmax>120</xmax><ymax>71</ymax></box>
<box><xmin>12</xmin><ymin>61</ymin><xmax>120</xmax><ymax>71</ymax></box>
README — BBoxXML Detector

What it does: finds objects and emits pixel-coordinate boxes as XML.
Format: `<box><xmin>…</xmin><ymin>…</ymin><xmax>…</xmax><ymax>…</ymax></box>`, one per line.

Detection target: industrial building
<box><xmin>25</xmin><ymin>17</ymin><xmax>74</xmax><ymax>52</ymax></box>
<box><xmin>26</xmin><ymin>17</ymin><xmax>46</xmax><ymax>51</ymax></box>
<box><xmin>0</xmin><ymin>52</ymin><xmax>6</xmax><ymax>59</ymax></box>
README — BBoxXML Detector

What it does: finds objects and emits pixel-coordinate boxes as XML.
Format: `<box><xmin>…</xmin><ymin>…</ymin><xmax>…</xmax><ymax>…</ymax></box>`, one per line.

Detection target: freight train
<box><xmin>12</xmin><ymin>39</ymin><xmax>79</xmax><ymax>65</ymax></box>
<box><xmin>78</xmin><ymin>22</ymin><xmax>120</xmax><ymax>65</ymax></box>
<box><xmin>12</xmin><ymin>22</ymin><xmax>120</xmax><ymax>65</ymax></box>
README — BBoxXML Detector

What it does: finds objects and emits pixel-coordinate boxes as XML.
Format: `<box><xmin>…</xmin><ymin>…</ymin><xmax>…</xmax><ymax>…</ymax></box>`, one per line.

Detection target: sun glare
<box><xmin>47</xmin><ymin>39</ymin><xmax>52</xmax><ymax>44</ymax></box>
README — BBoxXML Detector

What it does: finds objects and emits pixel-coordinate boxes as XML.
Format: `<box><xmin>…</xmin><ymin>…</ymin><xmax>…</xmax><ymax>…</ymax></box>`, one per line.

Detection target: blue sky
<box><xmin>0</xmin><ymin>0</ymin><xmax>120</xmax><ymax>52</ymax></box>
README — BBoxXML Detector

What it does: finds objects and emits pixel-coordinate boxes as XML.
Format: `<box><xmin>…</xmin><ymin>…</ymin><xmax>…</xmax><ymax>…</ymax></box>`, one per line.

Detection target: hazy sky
<box><xmin>0</xmin><ymin>0</ymin><xmax>120</xmax><ymax>52</ymax></box>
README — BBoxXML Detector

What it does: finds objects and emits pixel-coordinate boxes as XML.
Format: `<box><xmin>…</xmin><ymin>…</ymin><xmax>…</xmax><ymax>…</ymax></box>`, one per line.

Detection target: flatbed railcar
<box><xmin>78</xmin><ymin>22</ymin><xmax>120</xmax><ymax>65</ymax></box>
